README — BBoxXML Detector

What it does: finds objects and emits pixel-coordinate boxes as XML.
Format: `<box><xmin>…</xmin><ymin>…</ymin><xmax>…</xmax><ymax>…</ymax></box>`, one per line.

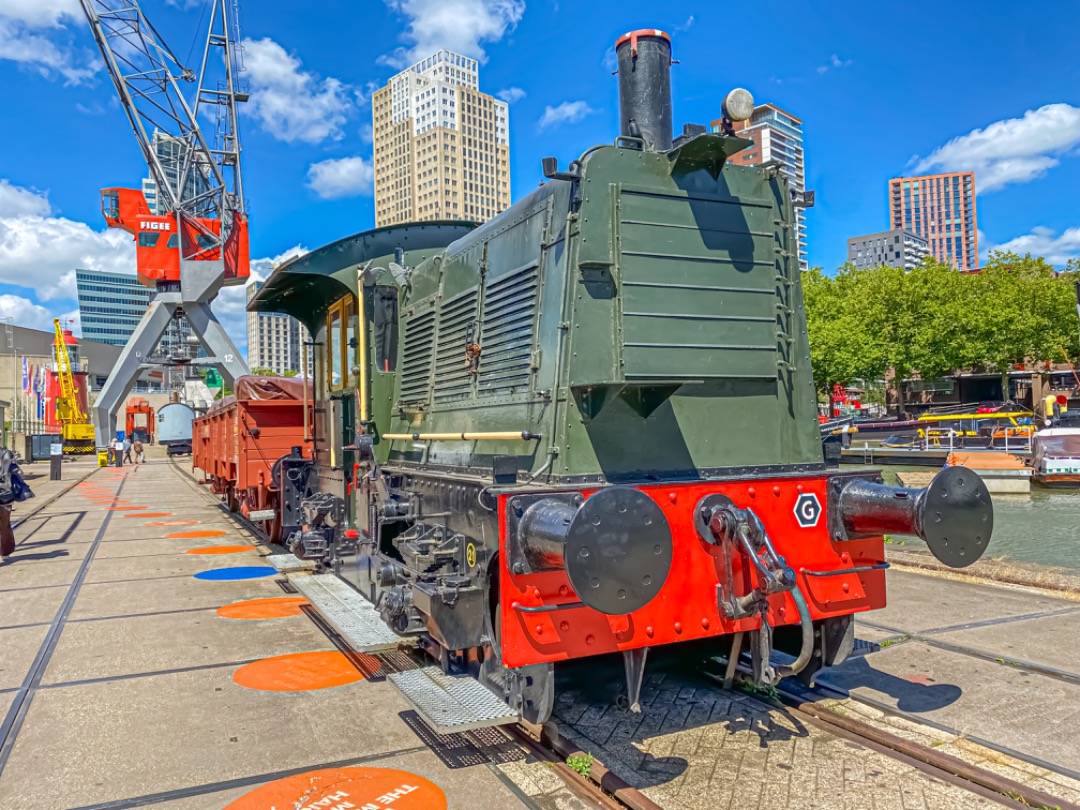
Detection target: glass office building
<box><xmin>75</xmin><ymin>269</ymin><xmax>190</xmax><ymax>351</ymax></box>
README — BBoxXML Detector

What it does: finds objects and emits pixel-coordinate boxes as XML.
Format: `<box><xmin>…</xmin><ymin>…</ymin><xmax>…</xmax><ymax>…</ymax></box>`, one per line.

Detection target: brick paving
<box><xmin>551</xmin><ymin>669</ymin><xmax>1002</xmax><ymax>810</ymax></box>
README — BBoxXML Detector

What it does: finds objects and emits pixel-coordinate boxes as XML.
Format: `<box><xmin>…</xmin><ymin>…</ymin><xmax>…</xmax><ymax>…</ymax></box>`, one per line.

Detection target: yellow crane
<box><xmin>53</xmin><ymin>318</ymin><xmax>95</xmax><ymax>454</ymax></box>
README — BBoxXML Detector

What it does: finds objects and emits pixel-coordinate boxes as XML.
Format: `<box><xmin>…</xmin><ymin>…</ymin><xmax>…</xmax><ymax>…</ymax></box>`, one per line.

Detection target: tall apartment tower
<box><xmin>372</xmin><ymin>50</ymin><xmax>510</xmax><ymax>227</ymax></box>
<box><xmin>889</xmin><ymin>172</ymin><xmax>977</xmax><ymax>270</ymax></box>
<box><xmin>712</xmin><ymin>103</ymin><xmax>807</xmax><ymax>270</ymax></box>
<box><xmin>246</xmin><ymin>281</ymin><xmax>310</xmax><ymax>375</ymax></box>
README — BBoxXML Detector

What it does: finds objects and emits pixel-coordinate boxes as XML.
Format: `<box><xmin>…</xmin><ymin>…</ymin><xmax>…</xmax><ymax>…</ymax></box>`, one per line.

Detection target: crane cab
<box><xmin>99</xmin><ymin>187</ymin><xmax>250</xmax><ymax>288</ymax></box>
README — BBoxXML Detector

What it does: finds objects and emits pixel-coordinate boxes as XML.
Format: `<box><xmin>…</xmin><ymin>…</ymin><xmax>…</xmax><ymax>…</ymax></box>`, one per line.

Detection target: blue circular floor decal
<box><xmin>194</xmin><ymin>566</ymin><xmax>277</xmax><ymax>581</ymax></box>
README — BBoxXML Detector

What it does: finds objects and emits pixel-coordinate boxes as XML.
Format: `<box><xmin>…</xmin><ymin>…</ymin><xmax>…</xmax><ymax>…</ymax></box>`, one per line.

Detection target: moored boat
<box><xmin>1031</xmin><ymin>428</ymin><xmax>1080</xmax><ymax>489</ymax></box>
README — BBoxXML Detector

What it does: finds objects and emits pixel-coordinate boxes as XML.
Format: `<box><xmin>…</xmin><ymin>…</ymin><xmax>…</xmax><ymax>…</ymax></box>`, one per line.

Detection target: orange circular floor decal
<box><xmin>184</xmin><ymin>545</ymin><xmax>252</xmax><ymax>555</ymax></box>
<box><xmin>233</xmin><ymin>651</ymin><xmax>365</xmax><ymax>692</ymax></box>
<box><xmin>224</xmin><ymin>767</ymin><xmax>447</xmax><ymax>810</ymax></box>
<box><xmin>146</xmin><ymin>520</ymin><xmax>198</xmax><ymax>527</ymax></box>
<box><xmin>108</xmin><ymin>506</ymin><xmax>149</xmax><ymax>511</ymax></box>
<box><xmin>167</xmin><ymin>529</ymin><xmax>227</xmax><ymax>539</ymax></box>
<box><xmin>217</xmin><ymin>596</ymin><xmax>310</xmax><ymax>620</ymax></box>
<box><xmin>123</xmin><ymin>512</ymin><xmax>173</xmax><ymax>518</ymax></box>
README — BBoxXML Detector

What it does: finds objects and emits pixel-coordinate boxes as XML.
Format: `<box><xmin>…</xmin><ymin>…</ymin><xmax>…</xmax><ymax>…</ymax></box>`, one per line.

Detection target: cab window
<box><xmin>137</xmin><ymin>233</ymin><xmax>160</xmax><ymax>247</ymax></box>
<box><xmin>327</xmin><ymin>304</ymin><xmax>343</xmax><ymax>390</ymax></box>
<box><xmin>345</xmin><ymin>295</ymin><xmax>357</xmax><ymax>386</ymax></box>
<box><xmin>166</xmin><ymin>234</ymin><xmax>179</xmax><ymax>249</ymax></box>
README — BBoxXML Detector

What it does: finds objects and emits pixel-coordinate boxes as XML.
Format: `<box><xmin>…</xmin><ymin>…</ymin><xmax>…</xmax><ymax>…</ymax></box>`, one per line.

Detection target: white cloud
<box><xmin>0</xmin><ymin>179</ymin><xmax>51</xmax><ymax>217</ymax></box>
<box><xmin>380</xmin><ymin>0</ymin><xmax>525</xmax><ymax>67</ymax></box>
<box><xmin>59</xmin><ymin>308</ymin><xmax>80</xmax><ymax>336</ymax></box>
<box><xmin>215</xmin><ymin>245</ymin><xmax>307</xmax><ymax>352</ymax></box>
<box><xmin>497</xmin><ymin>86</ymin><xmax>525</xmax><ymax>104</ymax></box>
<box><xmin>242</xmin><ymin>37</ymin><xmax>353</xmax><ymax>144</ymax></box>
<box><xmin>0</xmin><ymin>1</ymin><xmax>96</xmax><ymax>84</ymax></box>
<box><xmin>816</xmin><ymin>54</ymin><xmax>852</xmax><ymax>75</ymax></box>
<box><xmin>0</xmin><ymin>18</ymin><xmax>95</xmax><ymax>84</ymax></box>
<box><xmin>0</xmin><ymin>180</ymin><xmax>135</xmax><ymax>300</ymax></box>
<box><xmin>306</xmin><ymin>156</ymin><xmax>375</xmax><ymax>200</ymax></box>
<box><xmin>675</xmin><ymin>15</ymin><xmax>694</xmax><ymax>32</ymax></box>
<box><xmin>359</xmin><ymin>123</ymin><xmax>374</xmax><ymax>144</ymax></box>
<box><xmin>0</xmin><ymin>0</ymin><xmax>78</xmax><ymax>29</ymax></box>
<box><xmin>539</xmin><ymin>100</ymin><xmax>595</xmax><ymax>129</ymax></box>
<box><xmin>0</xmin><ymin>294</ymin><xmax>56</xmax><ymax>331</ymax></box>
<box><xmin>354</xmin><ymin>80</ymin><xmax>380</xmax><ymax>108</ymax></box>
<box><xmin>991</xmin><ymin>225</ymin><xmax>1080</xmax><ymax>266</ymax></box>
<box><xmin>602</xmin><ymin>45</ymin><xmax>617</xmax><ymax>73</ymax></box>
<box><xmin>914</xmin><ymin>104</ymin><xmax>1080</xmax><ymax>193</ymax></box>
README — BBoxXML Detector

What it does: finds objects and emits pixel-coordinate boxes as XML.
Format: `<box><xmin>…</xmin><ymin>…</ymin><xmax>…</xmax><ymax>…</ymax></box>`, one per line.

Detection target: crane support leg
<box><xmin>92</xmin><ymin>289</ymin><xmax>248</xmax><ymax>446</ymax></box>
<box><xmin>93</xmin><ymin>299</ymin><xmax>174</xmax><ymax>447</ymax></box>
<box><xmin>183</xmin><ymin>301</ymin><xmax>248</xmax><ymax>383</ymax></box>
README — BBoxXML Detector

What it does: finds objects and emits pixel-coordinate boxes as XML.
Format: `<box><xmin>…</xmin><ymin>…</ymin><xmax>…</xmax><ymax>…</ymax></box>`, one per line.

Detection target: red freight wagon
<box><xmin>192</xmin><ymin>375</ymin><xmax>308</xmax><ymax>541</ymax></box>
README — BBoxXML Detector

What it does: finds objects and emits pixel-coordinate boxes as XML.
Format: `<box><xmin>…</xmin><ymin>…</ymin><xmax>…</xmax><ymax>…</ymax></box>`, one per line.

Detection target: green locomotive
<box><xmin>248</xmin><ymin>30</ymin><xmax>991</xmax><ymax>731</ymax></box>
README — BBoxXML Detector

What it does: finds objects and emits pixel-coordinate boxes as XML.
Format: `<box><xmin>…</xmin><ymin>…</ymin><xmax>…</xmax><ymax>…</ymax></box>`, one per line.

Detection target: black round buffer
<box><xmin>516</xmin><ymin>487</ymin><xmax>673</xmax><ymax>614</ymax></box>
<box><xmin>835</xmin><ymin>465</ymin><xmax>993</xmax><ymax>568</ymax></box>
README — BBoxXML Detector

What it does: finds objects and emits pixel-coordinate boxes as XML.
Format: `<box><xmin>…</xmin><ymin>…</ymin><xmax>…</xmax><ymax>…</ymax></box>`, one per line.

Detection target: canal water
<box><xmin>849</xmin><ymin>465</ymin><xmax>1080</xmax><ymax>571</ymax></box>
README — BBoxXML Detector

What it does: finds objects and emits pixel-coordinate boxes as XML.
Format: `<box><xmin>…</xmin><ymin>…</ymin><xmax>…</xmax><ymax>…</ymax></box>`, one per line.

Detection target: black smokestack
<box><xmin>615</xmin><ymin>29</ymin><xmax>672</xmax><ymax>152</ymax></box>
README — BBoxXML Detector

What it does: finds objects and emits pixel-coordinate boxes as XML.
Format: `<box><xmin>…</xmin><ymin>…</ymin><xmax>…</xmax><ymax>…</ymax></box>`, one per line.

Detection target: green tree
<box><xmin>965</xmin><ymin>252</ymin><xmax>1078</xmax><ymax>395</ymax></box>
<box><xmin>249</xmin><ymin>367</ymin><xmax>276</xmax><ymax>376</ymax></box>
<box><xmin>804</xmin><ymin>252</ymin><xmax>1080</xmax><ymax>412</ymax></box>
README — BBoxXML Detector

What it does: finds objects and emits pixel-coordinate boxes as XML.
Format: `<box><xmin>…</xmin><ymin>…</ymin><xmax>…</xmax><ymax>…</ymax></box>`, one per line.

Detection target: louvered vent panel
<box><xmin>398</xmin><ymin>308</ymin><xmax>435</xmax><ymax>403</ymax></box>
<box><xmin>479</xmin><ymin>264</ymin><xmax>539</xmax><ymax>394</ymax></box>
<box><xmin>433</xmin><ymin>289</ymin><xmax>478</xmax><ymax>403</ymax></box>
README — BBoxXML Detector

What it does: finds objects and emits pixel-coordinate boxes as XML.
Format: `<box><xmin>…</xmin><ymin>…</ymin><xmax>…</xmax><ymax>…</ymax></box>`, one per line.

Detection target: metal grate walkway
<box><xmin>389</xmin><ymin>666</ymin><xmax>517</xmax><ymax>734</ymax></box>
<box><xmin>289</xmin><ymin>573</ymin><xmax>406</xmax><ymax>653</ymax></box>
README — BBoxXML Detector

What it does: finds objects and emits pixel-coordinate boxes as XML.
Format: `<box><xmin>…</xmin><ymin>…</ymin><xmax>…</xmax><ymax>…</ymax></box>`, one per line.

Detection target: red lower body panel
<box><xmin>499</xmin><ymin>475</ymin><xmax>885</xmax><ymax>669</ymax></box>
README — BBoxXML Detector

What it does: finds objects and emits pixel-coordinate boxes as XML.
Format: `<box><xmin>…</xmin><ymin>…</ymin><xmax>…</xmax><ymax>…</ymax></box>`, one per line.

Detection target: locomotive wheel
<box><xmin>481</xmin><ymin>560</ymin><xmax>554</xmax><ymax>725</ymax></box>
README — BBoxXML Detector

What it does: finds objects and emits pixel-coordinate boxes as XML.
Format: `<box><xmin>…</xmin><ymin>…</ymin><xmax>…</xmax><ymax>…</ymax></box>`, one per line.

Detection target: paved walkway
<box><xmin>2</xmin><ymin>457</ymin><xmax>1079</xmax><ymax>809</ymax></box>
<box><xmin>0</xmin><ymin>460</ymin><xmax>568</xmax><ymax>809</ymax></box>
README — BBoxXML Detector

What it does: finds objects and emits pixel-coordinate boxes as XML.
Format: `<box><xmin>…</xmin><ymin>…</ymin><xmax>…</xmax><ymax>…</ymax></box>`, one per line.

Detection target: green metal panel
<box><xmin>615</xmin><ymin>185</ymin><xmax>779</xmax><ymax>381</ymax></box>
<box><xmin>251</xmin><ymin>135</ymin><xmax>822</xmax><ymax>484</ymax></box>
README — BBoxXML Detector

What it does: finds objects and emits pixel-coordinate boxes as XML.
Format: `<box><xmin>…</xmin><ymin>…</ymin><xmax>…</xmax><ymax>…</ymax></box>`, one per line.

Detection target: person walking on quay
<box><xmin>123</xmin><ymin>437</ymin><xmax>132</xmax><ymax>464</ymax></box>
<box><xmin>0</xmin><ymin>449</ymin><xmax>34</xmax><ymax>563</ymax></box>
<box><xmin>132</xmin><ymin>438</ymin><xmax>145</xmax><ymax>464</ymax></box>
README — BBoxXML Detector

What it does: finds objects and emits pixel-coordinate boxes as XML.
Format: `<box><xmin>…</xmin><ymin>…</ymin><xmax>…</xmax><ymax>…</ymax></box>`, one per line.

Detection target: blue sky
<box><xmin>0</xmin><ymin>0</ymin><xmax>1078</xmax><ymax>355</ymax></box>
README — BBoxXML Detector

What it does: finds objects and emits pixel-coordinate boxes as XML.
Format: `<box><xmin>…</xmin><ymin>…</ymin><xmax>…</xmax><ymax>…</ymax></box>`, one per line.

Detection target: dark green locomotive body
<box><xmin>249</xmin><ymin>30</ymin><xmax>990</xmax><ymax>728</ymax></box>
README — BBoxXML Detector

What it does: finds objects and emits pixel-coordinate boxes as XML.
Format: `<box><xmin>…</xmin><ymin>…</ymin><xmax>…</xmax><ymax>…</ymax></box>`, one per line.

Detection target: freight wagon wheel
<box><xmin>266</xmin><ymin>494</ymin><xmax>283</xmax><ymax>544</ymax></box>
<box><xmin>225</xmin><ymin>487</ymin><xmax>239</xmax><ymax>513</ymax></box>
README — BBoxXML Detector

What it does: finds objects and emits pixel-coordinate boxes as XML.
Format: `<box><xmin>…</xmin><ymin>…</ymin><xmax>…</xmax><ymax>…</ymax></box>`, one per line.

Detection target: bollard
<box><xmin>49</xmin><ymin>442</ymin><xmax>62</xmax><ymax>481</ymax></box>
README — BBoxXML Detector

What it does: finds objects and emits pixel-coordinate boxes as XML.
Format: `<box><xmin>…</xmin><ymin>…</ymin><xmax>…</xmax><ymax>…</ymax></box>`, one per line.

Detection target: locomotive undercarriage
<box><xmin>330</xmin><ymin>462</ymin><xmax>877</xmax><ymax>725</ymax></box>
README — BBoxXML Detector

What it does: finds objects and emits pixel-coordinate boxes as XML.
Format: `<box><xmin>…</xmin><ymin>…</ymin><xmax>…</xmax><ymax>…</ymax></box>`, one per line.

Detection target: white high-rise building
<box><xmin>246</xmin><ymin>281</ymin><xmax>310</xmax><ymax>375</ymax></box>
<box><xmin>714</xmin><ymin>104</ymin><xmax>808</xmax><ymax>270</ymax></box>
<box><xmin>373</xmin><ymin>50</ymin><xmax>511</xmax><ymax>226</ymax></box>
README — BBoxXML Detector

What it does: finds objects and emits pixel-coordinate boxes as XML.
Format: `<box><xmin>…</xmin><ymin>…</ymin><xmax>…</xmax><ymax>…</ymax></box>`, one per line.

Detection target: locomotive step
<box><xmin>288</xmin><ymin>573</ymin><xmax>409</xmax><ymax>653</ymax></box>
<box><xmin>388</xmin><ymin>666</ymin><xmax>517</xmax><ymax>734</ymax></box>
<box><xmin>264</xmin><ymin>553</ymin><xmax>315</xmax><ymax>573</ymax></box>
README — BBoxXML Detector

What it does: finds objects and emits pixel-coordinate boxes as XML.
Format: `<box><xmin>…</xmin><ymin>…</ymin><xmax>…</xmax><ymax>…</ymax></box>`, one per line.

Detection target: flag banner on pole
<box><xmin>21</xmin><ymin>357</ymin><xmax>28</xmax><ymax>394</ymax></box>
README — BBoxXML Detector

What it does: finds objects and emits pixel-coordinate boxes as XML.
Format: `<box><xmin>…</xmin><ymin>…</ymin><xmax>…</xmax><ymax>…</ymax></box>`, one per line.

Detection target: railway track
<box><xmin>167</xmin><ymin>457</ymin><xmax>1077</xmax><ymax>810</ymax></box>
<box><xmin>12</xmin><ymin>460</ymin><xmax>102</xmax><ymax>537</ymax></box>
<box><xmin>767</xmin><ymin>684</ymin><xmax>1077</xmax><ymax>810</ymax></box>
